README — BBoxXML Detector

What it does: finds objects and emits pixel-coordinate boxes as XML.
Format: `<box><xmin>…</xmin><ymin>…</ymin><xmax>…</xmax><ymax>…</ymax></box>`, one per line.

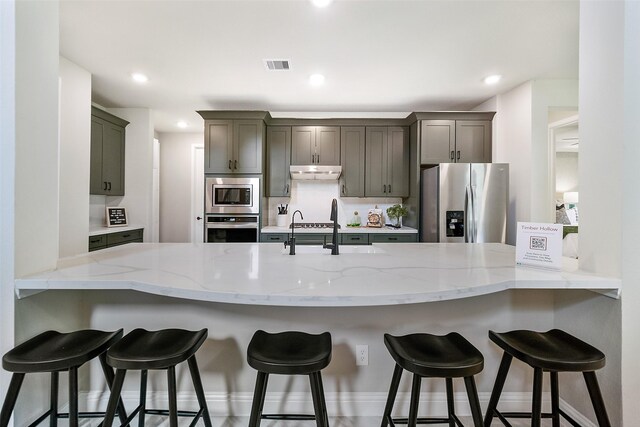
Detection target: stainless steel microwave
<box><xmin>205</xmin><ymin>176</ymin><xmax>260</xmax><ymax>214</ymax></box>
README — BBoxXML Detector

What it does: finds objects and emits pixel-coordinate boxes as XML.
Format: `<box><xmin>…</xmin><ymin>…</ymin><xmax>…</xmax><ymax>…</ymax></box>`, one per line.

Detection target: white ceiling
<box><xmin>59</xmin><ymin>0</ymin><xmax>579</xmax><ymax>133</ymax></box>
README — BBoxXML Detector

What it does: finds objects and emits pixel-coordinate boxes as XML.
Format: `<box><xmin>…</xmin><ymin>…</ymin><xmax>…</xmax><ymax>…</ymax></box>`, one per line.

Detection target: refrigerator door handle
<box><xmin>464</xmin><ymin>185</ymin><xmax>471</xmax><ymax>243</ymax></box>
<box><xmin>470</xmin><ymin>185</ymin><xmax>477</xmax><ymax>242</ymax></box>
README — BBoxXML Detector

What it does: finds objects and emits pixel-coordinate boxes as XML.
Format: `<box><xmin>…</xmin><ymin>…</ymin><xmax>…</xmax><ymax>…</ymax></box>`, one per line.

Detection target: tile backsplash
<box><xmin>267</xmin><ymin>181</ymin><xmax>403</xmax><ymax>226</ymax></box>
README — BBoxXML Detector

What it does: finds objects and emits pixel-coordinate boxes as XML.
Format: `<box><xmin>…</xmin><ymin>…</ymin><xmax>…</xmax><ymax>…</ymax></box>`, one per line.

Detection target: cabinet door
<box><xmin>291</xmin><ymin>126</ymin><xmax>315</xmax><ymax>165</ymax></box>
<box><xmin>365</xmin><ymin>127</ymin><xmax>387</xmax><ymax>197</ymax></box>
<box><xmin>316</xmin><ymin>126</ymin><xmax>340</xmax><ymax>165</ymax></box>
<box><xmin>234</xmin><ymin>120</ymin><xmax>263</xmax><ymax>173</ymax></box>
<box><xmin>205</xmin><ymin>120</ymin><xmax>233</xmax><ymax>173</ymax></box>
<box><xmin>90</xmin><ymin>116</ymin><xmax>106</xmax><ymax>194</ymax></box>
<box><xmin>340</xmin><ymin>127</ymin><xmax>365</xmax><ymax>197</ymax></box>
<box><xmin>455</xmin><ymin>120</ymin><xmax>491</xmax><ymax>163</ymax></box>
<box><xmin>420</xmin><ymin>120</ymin><xmax>455</xmax><ymax>164</ymax></box>
<box><xmin>267</xmin><ymin>126</ymin><xmax>292</xmax><ymax>197</ymax></box>
<box><xmin>386</xmin><ymin>127</ymin><xmax>409</xmax><ymax>197</ymax></box>
<box><xmin>101</xmin><ymin>122</ymin><xmax>125</xmax><ymax>196</ymax></box>
<box><xmin>340</xmin><ymin>233</ymin><xmax>369</xmax><ymax>245</ymax></box>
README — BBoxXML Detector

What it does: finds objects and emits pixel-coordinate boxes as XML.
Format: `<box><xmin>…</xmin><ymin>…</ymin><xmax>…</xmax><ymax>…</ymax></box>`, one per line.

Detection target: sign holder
<box><xmin>515</xmin><ymin>222</ymin><xmax>563</xmax><ymax>270</ymax></box>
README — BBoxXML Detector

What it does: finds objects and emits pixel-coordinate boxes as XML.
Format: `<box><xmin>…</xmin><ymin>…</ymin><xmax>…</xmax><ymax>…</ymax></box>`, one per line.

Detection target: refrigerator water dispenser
<box><xmin>445</xmin><ymin>211</ymin><xmax>465</xmax><ymax>237</ymax></box>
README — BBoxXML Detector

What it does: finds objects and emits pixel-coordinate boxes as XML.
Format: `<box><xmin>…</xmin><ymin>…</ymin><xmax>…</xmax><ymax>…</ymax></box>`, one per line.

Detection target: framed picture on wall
<box><xmin>106</xmin><ymin>207</ymin><xmax>128</xmax><ymax>227</ymax></box>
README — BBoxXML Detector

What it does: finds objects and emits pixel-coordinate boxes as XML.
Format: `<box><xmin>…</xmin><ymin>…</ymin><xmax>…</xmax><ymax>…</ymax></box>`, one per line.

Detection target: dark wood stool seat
<box><xmin>102</xmin><ymin>328</ymin><xmax>212</xmax><ymax>427</ymax></box>
<box><xmin>484</xmin><ymin>329</ymin><xmax>611</xmax><ymax>427</ymax></box>
<box><xmin>247</xmin><ymin>330</ymin><xmax>332</xmax><ymax>427</ymax></box>
<box><xmin>381</xmin><ymin>332</ymin><xmax>484</xmax><ymax>427</ymax></box>
<box><xmin>1</xmin><ymin>329</ymin><xmax>127</xmax><ymax>427</ymax></box>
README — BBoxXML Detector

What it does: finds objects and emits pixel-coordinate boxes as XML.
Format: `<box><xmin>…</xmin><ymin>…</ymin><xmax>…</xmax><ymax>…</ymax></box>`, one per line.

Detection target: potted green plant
<box><xmin>386</xmin><ymin>204</ymin><xmax>408</xmax><ymax>228</ymax></box>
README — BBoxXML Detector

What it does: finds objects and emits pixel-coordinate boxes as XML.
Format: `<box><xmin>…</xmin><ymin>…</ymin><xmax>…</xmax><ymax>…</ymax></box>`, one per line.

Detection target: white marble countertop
<box><xmin>261</xmin><ymin>226</ymin><xmax>418</xmax><ymax>234</ymax></box>
<box><xmin>15</xmin><ymin>243</ymin><xmax>620</xmax><ymax>306</ymax></box>
<box><xmin>89</xmin><ymin>225</ymin><xmax>144</xmax><ymax>237</ymax></box>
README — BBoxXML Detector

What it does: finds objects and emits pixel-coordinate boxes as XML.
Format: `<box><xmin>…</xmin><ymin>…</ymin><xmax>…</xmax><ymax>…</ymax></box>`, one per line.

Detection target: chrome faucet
<box><xmin>285</xmin><ymin>210</ymin><xmax>303</xmax><ymax>255</ymax></box>
<box><xmin>323</xmin><ymin>199</ymin><xmax>339</xmax><ymax>255</ymax></box>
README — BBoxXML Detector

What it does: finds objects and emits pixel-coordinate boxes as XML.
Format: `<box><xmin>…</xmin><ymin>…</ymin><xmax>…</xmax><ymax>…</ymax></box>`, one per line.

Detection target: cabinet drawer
<box><xmin>295</xmin><ymin>233</ymin><xmax>331</xmax><ymax>245</ymax></box>
<box><xmin>106</xmin><ymin>229</ymin><xmax>143</xmax><ymax>246</ymax></box>
<box><xmin>340</xmin><ymin>234</ymin><xmax>369</xmax><ymax>245</ymax></box>
<box><xmin>261</xmin><ymin>233</ymin><xmax>288</xmax><ymax>243</ymax></box>
<box><xmin>88</xmin><ymin>235</ymin><xmax>107</xmax><ymax>251</ymax></box>
<box><xmin>370</xmin><ymin>233</ymin><xmax>417</xmax><ymax>243</ymax></box>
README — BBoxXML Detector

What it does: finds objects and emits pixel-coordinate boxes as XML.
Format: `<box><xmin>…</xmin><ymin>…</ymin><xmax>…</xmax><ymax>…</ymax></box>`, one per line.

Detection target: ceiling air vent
<box><xmin>264</xmin><ymin>59</ymin><xmax>291</xmax><ymax>71</ymax></box>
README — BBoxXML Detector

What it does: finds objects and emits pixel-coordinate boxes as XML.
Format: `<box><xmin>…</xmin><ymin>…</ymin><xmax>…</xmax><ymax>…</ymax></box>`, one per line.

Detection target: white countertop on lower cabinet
<box><xmin>89</xmin><ymin>225</ymin><xmax>144</xmax><ymax>237</ymax></box>
<box><xmin>261</xmin><ymin>226</ymin><xmax>418</xmax><ymax>234</ymax></box>
<box><xmin>14</xmin><ymin>243</ymin><xmax>620</xmax><ymax>306</ymax></box>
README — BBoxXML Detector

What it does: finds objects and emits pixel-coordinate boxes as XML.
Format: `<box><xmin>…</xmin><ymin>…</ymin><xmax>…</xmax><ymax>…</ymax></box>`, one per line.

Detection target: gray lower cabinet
<box><xmin>421</xmin><ymin>120</ymin><xmax>491</xmax><ymax>164</ymax></box>
<box><xmin>291</xmin><ymin>126</ymin><xmax>340</xmax><ymax>165</ymax></box>
<box><xmin>369</xmin><ymin>233</ymin><xmax>417</xmax><ymax>243</ymax></box>
<box><xmin>261</xmin><ymin>233</ymin><xmax>288</xmax><ymax>243</ymax></box>
<box><xmin>266</xmin><ymin>126</ymin><xmax>292</xmax><ymax>197</ymax></box>
<box><xmin>205</xmin><ymin>119</ymin><xmax>264</xmax><ymax>174</ymax></box>
<box><xmin>89</xmin><ymin>228</ymin><xmax>143</xmax><ymax>252</ymax></box>
<box><xmin>90</xmin><ymin>107</ymin><xmax>129</xmax><ymax>196</ymax></box>
<box><xmin>365</xmin><ymin>127</ymin><xmax>409</xmax><ymax>197</ymax></box>
<box><xmin>340</xmin><ymin>233</ymin><xmax>369</xmax><ymax>245</ymax></box>
<box><xmin>340</xmin><ymin>127</ymin><xmax>365</xmax><ymax>197</ymax></box>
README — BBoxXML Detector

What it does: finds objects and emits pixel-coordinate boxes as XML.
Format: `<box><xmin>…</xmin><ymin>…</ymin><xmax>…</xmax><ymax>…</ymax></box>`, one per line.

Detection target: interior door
<box><xmin>192</xmin><ymin>146</ymin><xmax>204</xmax><ymax>243</ymax></box>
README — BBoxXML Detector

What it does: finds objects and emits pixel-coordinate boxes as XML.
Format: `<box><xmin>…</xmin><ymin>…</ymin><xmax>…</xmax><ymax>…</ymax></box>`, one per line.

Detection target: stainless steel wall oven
<box><xmin>204</xmin><ymin>176</ymin><xmax>260</xmax><ymax>243</ymax></box>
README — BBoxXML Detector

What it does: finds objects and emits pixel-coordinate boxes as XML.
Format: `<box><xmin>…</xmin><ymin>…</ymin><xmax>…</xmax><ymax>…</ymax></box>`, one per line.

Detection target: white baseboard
<box><xmin>79</xmin><ymin>390</ymin><xmax>595</xmax><ymax>425</ymax></box>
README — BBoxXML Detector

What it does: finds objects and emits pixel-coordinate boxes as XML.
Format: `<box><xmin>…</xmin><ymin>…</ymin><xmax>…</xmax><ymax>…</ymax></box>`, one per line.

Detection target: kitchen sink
<box><xmin>281</xmin><ymin>245</ymin><xmax>386</xmax><ymax>255</ymax></box>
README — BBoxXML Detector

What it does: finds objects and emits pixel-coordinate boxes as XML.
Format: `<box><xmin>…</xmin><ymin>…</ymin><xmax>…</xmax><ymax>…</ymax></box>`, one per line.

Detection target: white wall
<box><xmin>555</xmin><ymin>152</ymin><xmax>579</xmax><ymax>199</ymax></box>
<box><xmin>159</xmin><ymin>132</ymin><xmax>203</xmax><ymax>242</ymax></box>
<box><xmin>58</xmin><ymin>57</ymin><xmax>91</xmax><ymax>257</ymax></box>
<box><xmin>0</xmin><ymin>0</ymin><xmax>16</xmax><ymax>408</ymax></box>
<box><xmin>621</xmin><ymin>1</ymin><xmax>640</xmax><ymax>424</ymax></box>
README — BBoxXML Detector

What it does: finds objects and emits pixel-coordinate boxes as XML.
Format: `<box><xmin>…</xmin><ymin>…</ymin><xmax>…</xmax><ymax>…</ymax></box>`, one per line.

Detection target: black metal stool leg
<box><xmin>550</xmin><ymin>371</ymin><xmax>560</xmax><ymax>427</ymax></box>
<box><xmin>531</xmin><ymin>367</ymin><xmax>543</xmax><ymax>427</ymax></box>
<box><xmin>407</xmin><ymin>374</ymin><xmax>422</xmax><ymax>427</ymax></box>
<box><xmin>103</xmin><ymin>369</ymin><xmax>126</xmax><ymax>427</ymax></box>
<box><xmin>248</xmin><ymin>371</ymin><xmax>268</xmax><ymax>427</ymax></box>
<box><xmin>1</xmin><ymin>373</ymin><xmax>25</xmax><ymax>427</ymax></box>
<box><xmin>68</xmin><ymin>367</ymin><xmax>79</xmax><ymax>427</ymax></box>
<box><xmin>99</xmin><ymin>353</ymin><xmax>129</xmax><ymax>427</ymax></box>
<box><xmin>187</xmin><ymin>356</ymin><xmax>213</xmax><ymax>427</ymax></box>
<box><xmin>309</xmin><ymin>372</ymin><xmax>328</xmax><ymax>427</ymax></box>
<box><xmin>445</xmin><ymin>378</ymin><xmax>455</xmax><ymax>427</ymax></box>
<box><xmin>464</xmin><ymin>376</ymin><xmax>483</xmax><ymax>427</ymax></box>
<box><xmin>381</xmin><ymin>364</ymin><xmax>402</xmax><ymax>427</ymax></box>
<box><xmin>483</xmin><ymin>352</ymin><xmax>512</xmax><ymax>427</ymax></box>
<box><xmin>583</xmin><ymin>371</ymin><xmax>611</xmax><ymax>427</ymax></box>
<box><xmin>138</xmin><ymin>370</ymin><xmax>148</xmax><ymax>427</ymax></box>
<box><xmin>167</xmin><ymin>366</ymin><xmax>178</xmax><ymax>427</ymax></box>
<box><xmin>50</xmin><ymin>372</ymin><xmax>59</xmax><ymax>427</ymax></box>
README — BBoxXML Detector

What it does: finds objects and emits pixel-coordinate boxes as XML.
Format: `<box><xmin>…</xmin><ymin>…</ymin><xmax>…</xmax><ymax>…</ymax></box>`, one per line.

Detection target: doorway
<box><xmin>548</xmin><ymin>113</ymin><xmax>579</xmax><ymax>224</ymax></box>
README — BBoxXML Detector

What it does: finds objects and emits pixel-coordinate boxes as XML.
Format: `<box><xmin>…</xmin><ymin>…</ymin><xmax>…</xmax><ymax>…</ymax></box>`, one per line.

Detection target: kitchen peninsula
<box><xmin>15</xmin><ymin>242</ymin><xmax>620</xmax><ymax>304</ymax></box>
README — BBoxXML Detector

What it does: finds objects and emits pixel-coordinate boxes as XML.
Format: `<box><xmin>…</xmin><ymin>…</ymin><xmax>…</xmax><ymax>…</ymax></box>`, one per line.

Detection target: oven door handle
<box><xmin>206</xmin><ymin>223</ymin><xmax>258</xmax><ymax>229</ymax></box>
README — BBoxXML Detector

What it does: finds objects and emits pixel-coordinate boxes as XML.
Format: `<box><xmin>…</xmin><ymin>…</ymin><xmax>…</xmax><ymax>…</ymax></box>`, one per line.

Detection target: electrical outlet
<box><xmin>356</xmin><ymin>344</ymin><xmax>368</xmax><ymax>366</ymax></box>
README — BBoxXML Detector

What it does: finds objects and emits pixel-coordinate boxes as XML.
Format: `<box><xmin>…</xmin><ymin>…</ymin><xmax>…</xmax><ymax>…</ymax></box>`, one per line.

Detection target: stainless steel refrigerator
<box><xmin>421</xmin><ymin>163</ymin><xmax>509</xmax><ymax>243</ymax></box>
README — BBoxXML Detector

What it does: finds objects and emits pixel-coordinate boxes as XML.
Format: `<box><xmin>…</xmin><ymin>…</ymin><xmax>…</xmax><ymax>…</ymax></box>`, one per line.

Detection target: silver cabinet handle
<box><xmin>228</xmin><ymin>160</ymin><xmax>232</xmax><ymax>170</ymax></box>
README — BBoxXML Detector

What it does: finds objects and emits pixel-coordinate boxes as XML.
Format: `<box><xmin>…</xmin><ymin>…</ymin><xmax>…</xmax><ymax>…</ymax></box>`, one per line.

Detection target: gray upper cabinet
<box><xmin>291</xmin><ymin>126</ymin><xmax>340</xmax><ymax>165</ymax></box>
<box><xmin>365</xmin><ymin>127</ymin><xmax>409</xmax><ymax>197</ymax></box>
<box><xmin>205</xmin><ymin>119</ymin><xmax>264</xmax><ymax>174</ymax></box>
<box><xmin>340</xmin><ymin>127</ymin><xmax>365</xmax><ymax>197</ymax></box>
<box><xmin>421</xmin><ymin>119</ymin><xmax>491</xmax><ymax>164</ymax></box>
<box><xmin>90</xmin><ymin>107</ymin><xmax>128</xmax><ymax>196</ymax></box>
<box><xmin>266</xmin><ymin>126</ymin><xmax>292</xmax><ymax>197</ymax></box>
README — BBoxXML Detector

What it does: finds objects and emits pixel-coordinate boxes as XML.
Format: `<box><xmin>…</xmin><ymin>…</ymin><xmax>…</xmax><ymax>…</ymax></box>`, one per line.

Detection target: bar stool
<box><xmin>484</xmin><ymin>329</ymin><xmax>611</xmax><ymax>427</ymax></box>
<box><xmin>247</xmin><ymin>330</ymin><xmax>332</xmax><ymax>427</ymax></box>
<box><xmin>381</xmin><ymin>332</ymin><xmax>484</xmax><ymax>427</ymax></box>
<box><xmin>0</xmin><ymin>329</ymin><xmax>127</xmax><ymax>427</ymax></box>
<box><xmin>102</xmin><ymin>328</ymin><xmax>212</xmax><ymax>427</ymax></box>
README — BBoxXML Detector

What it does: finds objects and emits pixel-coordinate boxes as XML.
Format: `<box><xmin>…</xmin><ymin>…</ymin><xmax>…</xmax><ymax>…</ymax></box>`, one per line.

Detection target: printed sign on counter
<box><xmin>106</xmin><ymin>207</ymin><xmax>128</xmax><ymax>227</ymax></box>
<box><xmin>515</xmin><ymin>222</ymin><xmax>563</xmax><ymax>270</ymax></box>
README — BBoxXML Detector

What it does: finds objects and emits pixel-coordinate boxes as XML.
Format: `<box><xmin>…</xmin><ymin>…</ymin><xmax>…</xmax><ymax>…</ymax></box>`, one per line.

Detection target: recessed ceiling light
<box><xmin>176</xmin><ymin>121</ymin><xmax>188</xmax><ymax>129</ymax></box>
<box><xmin>309</xmin><ymin>74</ymin><xmax>325</xmax><ymax>86</ymax></box>
<box><xmin>311</xmin><ymin>0</ymin><xmax>333</xmax><ymax>7</ymax></box>
<box><xmin>131</xmin><ymin>72</ymin><xmax>148</xmax><ymax>83</ymax></box>
<box><xmin>484</xmin><ymin>75</ymin><xmax>502</xmax><ymax>85</ymax></box>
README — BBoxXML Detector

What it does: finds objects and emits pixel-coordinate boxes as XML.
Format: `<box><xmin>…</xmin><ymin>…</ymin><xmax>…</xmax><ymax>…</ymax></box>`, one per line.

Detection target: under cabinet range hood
<box><xmin>290</xmin><ymin>165</ymin><xmax>342</xmax><ymax>180</ymax></box>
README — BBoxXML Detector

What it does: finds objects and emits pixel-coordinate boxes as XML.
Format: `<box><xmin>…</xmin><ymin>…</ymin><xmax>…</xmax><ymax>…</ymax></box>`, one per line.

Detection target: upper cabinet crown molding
<box><xmin>197</xmin><ymin>110</ymin><xmax>271</xmax><ymax>121</ymax></box>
